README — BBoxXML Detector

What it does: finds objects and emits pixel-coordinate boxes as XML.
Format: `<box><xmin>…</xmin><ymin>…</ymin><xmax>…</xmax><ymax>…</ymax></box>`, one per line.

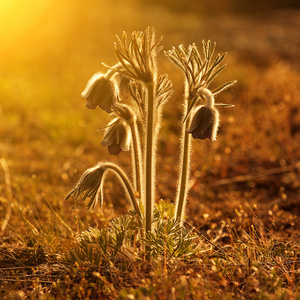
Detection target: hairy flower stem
<box><xmin>129</xmin><ymin>120</ymin><xmax>143</xmax><ymax>199</ymax></box>
<box><xmin>145</xmin><ymin>82</ymin><xmax>155</xmax><ymax>232</ymax></box>
<box><xmin>101</xmin><ymin>162</ymin><xmax>141</xmax><ymax>219</ymax></box>
<box><xmin>199</xmin><ymin>88</ymin><xmax>215</xmax><ymax>107</ymax></box>
<box><xmin>175</xmin><ymin>95</ymin><xmax>194</xmax><ymax>224</ymax></box>
<box><xmin>105</xmin><ymin>63</ymin><xmax>123</xmax><ymax>80</ymax></box>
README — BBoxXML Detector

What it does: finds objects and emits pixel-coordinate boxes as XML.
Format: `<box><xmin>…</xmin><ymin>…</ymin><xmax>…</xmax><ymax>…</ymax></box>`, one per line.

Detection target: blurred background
<box><xmin>0</xmin><ymin>0</ymin><xmax>300</xmax><ymax>234</ymax></box>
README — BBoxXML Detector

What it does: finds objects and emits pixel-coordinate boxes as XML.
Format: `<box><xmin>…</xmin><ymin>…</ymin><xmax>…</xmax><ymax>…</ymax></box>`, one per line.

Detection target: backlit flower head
<box><xmin>81</xmin><ymin>72</ymin><xmax>119</xmax><ymax>113</ymax></box>
<box><xmin>64</xmin><ymin>163</ymin><xmax>105</xmax><ymax>210</ymax></box>
<box><xmin>187</xmin><ymin>105</ymin><xmax>219</xmax><ymax>141</ymax></box>
<box><xmin>101</xmin><ymin>118</ymin><xmax>131</xmax><ymax>155</ymax></box>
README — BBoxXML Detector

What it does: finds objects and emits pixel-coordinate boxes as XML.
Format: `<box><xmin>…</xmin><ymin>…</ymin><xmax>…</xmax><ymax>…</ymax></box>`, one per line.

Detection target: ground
<box><xmin>0</xmin><ymin>1</ymin><xmax>299</xmax><ymax>299</ymax></box>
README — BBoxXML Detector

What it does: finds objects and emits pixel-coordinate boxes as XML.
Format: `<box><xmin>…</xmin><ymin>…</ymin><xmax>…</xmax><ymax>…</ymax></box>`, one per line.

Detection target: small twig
<box><xmin>184</xmin><ymin>221</ymin><xmax>231</xmax><ymax>262</ymax></box>
<box><xmin>212</xmin><ymin>162</ymin><xmax>300</xmax><ymax>187</ymax></box>
<box><xmin>0</xmin><ymin>261</ymin><xmax>73</xmax><ymax>271</ymax></box>
<box><xmin>0</xmin><ymin>157</ymin><xmax>12</xmax><ymax>234</ymax></box>
<box><xmin>42</xmin><ymin>193</ymin><xmax>74</xmax><ymax>234</ymax></box>
<box><xmin>0</xmin><ymin>278</ymin><xmax>54</xmax><ymax>284</ymax></box>
<box><xmin>0</xmin><ymin>266</ymin><xmax>35</xmax><ymax>271</ymax></box>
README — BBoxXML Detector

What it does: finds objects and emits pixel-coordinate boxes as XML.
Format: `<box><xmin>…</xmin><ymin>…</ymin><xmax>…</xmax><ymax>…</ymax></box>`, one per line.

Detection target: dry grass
<box><xmin>0</xmin><ymin>1</ymin><xmax>300</xmax><ymax>299</ymax></box>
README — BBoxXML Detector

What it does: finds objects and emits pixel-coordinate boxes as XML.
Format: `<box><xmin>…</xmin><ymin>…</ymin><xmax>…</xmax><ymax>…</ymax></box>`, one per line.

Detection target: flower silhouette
<box><xmin>101</xmin><ymin>118</ymin><xmax>131</xmax><ymax>155</ymax></box>
<box><xmin>65</xmin><ymin>163</ymin><xmax>105</xmax><ymax>210</ymax></box>
<box><xmin>81</xmin><ymin>73</ymin><xmax>119</xmax><ymax>112</ymax></box>
<box><xmin>187</xmin><ymin>106</ymin><xmax>219</xmax><ymax>141</ymax></box>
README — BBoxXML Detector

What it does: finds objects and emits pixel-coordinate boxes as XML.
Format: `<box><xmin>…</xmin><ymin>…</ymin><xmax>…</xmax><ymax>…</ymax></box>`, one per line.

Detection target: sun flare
<box><xmin>0</xmin><ymin>0</ymin><xmax>54</xmax><ymax>62</ymax></box>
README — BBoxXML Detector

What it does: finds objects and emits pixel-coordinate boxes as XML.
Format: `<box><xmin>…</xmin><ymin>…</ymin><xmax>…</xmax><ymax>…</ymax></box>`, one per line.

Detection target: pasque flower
<box><xmin>101</xmin><ymin>118</ymin><xmax>131</xmax><ymax>155</ymax></box>
<box><xmin>81</xmin><ymin>72</ymin><xmax>119</xmax><ymax>112</ymax></box>
<box><xmin>65</xmin><ymin>163</ymin><xmax>105</xmax><ymax>210</ymax></box>
<box><xmin>187</xmin><ymin>105</ymin><xmax>219</xmax><ymax>141</ymax></box>
<box><xmin>66</xmin><ymin>30</ymin><xmax>236</xmax><ymax>239</ymax></box>
<box><xmin>187</xmin><ymin>87</ymin><xmax>220</xmax><ymax>141</ymax></box>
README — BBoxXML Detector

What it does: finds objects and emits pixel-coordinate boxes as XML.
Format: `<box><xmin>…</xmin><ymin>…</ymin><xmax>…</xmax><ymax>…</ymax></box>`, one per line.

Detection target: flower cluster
<box><xmin>66</xmin><ymin>27</ymin><xmax>235</xmax><ymax>237</ymax></box>
<box><xmin>166</xmin><ymin>42</ymin><xmax>235</xmax><ymax>142</ymax></box>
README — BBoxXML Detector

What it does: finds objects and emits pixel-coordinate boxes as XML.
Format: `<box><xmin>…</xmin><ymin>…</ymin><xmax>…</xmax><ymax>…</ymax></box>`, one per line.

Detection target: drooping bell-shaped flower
<box><xmin>81</xmin><ymin>72</ymin><xmax>119</xmax><ymax>113</ymax></box>
<box><xmin>65</xmin><ymin>163</ymin><xmax>105</xmax><ymax>210</ymax></box>
<box><xmin>187</xmin><ymin>105</ymin><xmax>219</xmax><ymax>141</ymax></box>
<box><xmin>101</xmin><ymin>118</ymin><xmax>131</xmax><ymax>155</ymax></box>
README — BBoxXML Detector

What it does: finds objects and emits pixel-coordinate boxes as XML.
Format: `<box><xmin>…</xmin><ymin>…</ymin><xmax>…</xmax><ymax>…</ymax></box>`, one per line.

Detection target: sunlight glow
<box><xmin>0</xmin><ymin>0</ymin><xmax>52</xmax><ymax>62</ymax></box>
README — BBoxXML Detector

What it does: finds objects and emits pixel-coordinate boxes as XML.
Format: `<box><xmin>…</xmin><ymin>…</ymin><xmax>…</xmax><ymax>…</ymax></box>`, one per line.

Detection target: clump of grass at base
<box><xmin>65</xmin><ymin>201</ymin><xmax>199</xmax><ymax>267</ymax></box>
<box><xmin>59</xmin><ymin>204</ymin><xmax>299</xmax><ymax>299</ymax></box>
<box><xmin>65</xmin><ymin>27</ymin><xmax>235</xmax><ymax>261</ymax></box>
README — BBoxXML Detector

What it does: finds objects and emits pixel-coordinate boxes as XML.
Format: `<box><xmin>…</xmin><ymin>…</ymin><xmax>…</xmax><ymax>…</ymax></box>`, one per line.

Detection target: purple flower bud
<box><xmin>101</xmin><ymin>118</ymin><xmax>131</xmax><ymax>155</ymax></box>
<box><xmin>187</xmin><ymin>106</ymin><xmax>219</xmax><ymax>141</ymax></box>
<box><xmin>81</xmin><ymin>73</ymin><xmax>119</xmax><ymax>113</ymax></box>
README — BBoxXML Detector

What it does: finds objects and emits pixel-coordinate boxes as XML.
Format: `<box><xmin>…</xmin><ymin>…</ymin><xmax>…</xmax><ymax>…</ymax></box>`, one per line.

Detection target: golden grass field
<box><xmin>0</xmin><ymin>1</ymin><xmax>300</xmax><ymax>298</ymax></box>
